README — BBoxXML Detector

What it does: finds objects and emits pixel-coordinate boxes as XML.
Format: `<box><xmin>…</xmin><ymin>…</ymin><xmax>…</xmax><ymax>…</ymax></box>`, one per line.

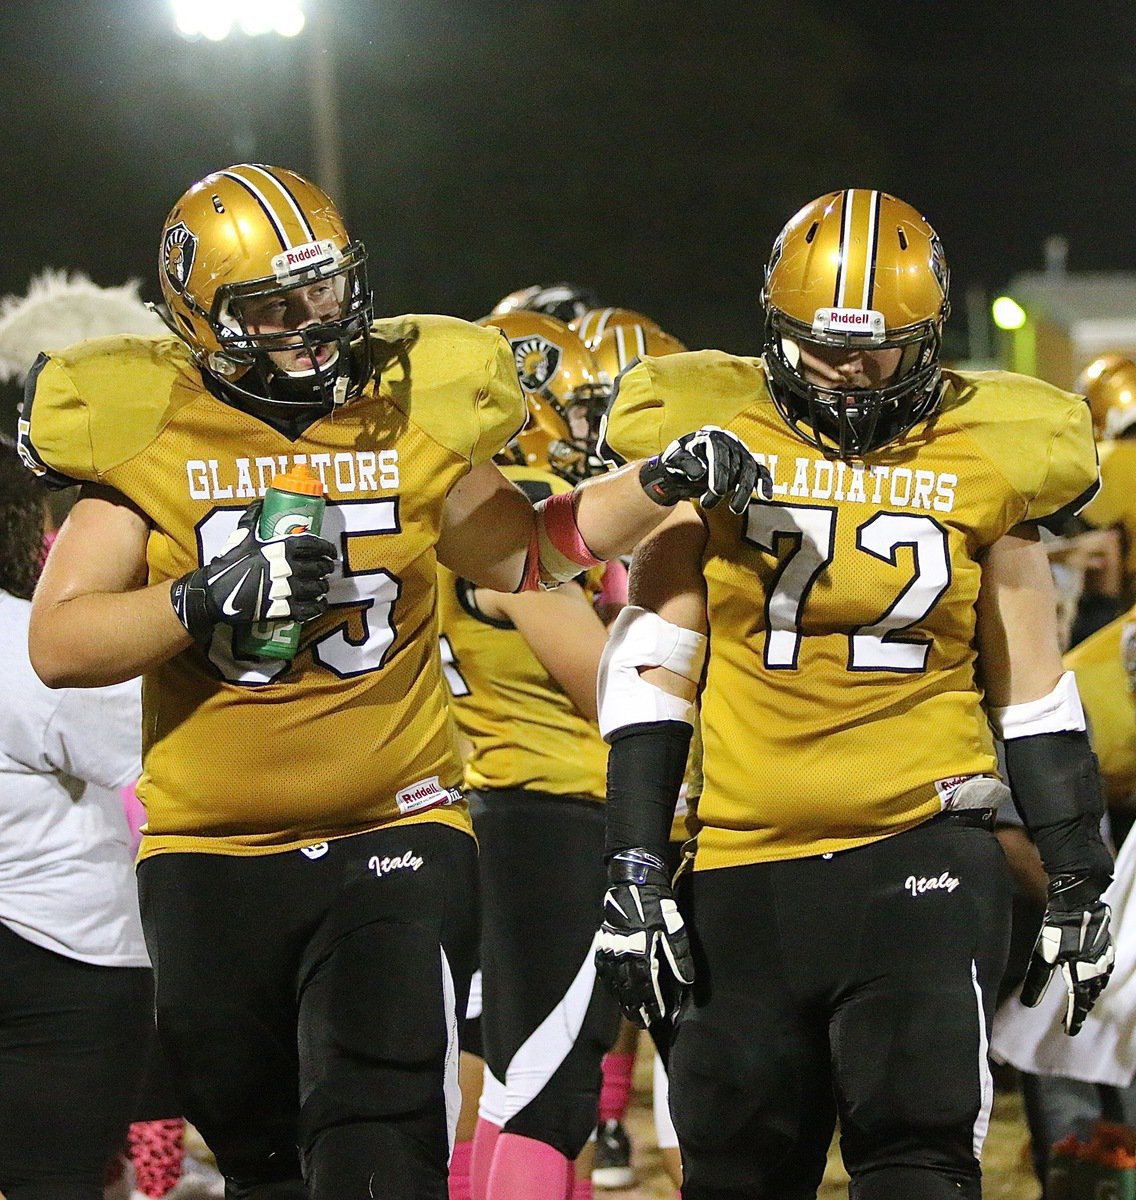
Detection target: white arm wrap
<box><xmin>989</xmin><ymin>670</ymin><xmax>1087</xmax><ymax>740</ymax></box>
<box><xmin>536</xmin><ymin>520</ymin><xmax>585</xmax><ymax>583</ymax></box>
<box><xmin>597</xmin><ymin>605</ymin><xmax>708</xmax><ymax>742</ymax></box>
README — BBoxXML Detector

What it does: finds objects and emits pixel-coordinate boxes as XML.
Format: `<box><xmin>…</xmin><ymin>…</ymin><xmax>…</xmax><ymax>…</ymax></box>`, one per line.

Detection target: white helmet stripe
<box><xmin>860</xmin><ymin>190</ymin><xmax>880</xmax><ymax>310</ymax></box>
<box><xmin>834</xmin><ymin>189</ymin><xmax>881</xmax><ymax>311</ymax></box>
<box><xmin>219</xmin><ymin>166</ymin><xmax>315</xmax><ymax>248</ymax></box>
<box><xmin>243</xmin><ymin>164</ymin><xmax>316</xmax><ymax>241</ymax></box>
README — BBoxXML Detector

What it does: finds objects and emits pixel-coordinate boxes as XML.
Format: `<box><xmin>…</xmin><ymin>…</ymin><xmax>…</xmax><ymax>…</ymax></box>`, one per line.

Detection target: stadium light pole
<box><xmin>171</xmin><ymin>0</ymin><xmax>346</xmax><ymax>212</ymax></box>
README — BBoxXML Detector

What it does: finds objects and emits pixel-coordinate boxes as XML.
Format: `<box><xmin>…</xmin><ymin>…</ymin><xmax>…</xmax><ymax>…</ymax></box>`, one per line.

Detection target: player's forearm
<box><xmin>29</xmin><ymin>582</ymin><xmax>192</xmax><ymax>688</ymax></box>
<box><xmin>572</xmin><ymin>461</ymin><xmax>671</xmax><ymax>560</ymax></box>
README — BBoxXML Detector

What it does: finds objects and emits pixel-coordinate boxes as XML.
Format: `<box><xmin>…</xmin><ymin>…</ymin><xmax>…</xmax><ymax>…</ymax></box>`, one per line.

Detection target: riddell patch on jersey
<box><xmin>510</xmin><ymin>335</ymin><xmax>561</xmax><ymax>392</ymax></box>
<box><xmin>811</xmin><ymin>308</ymin><xmax>886</xmax><ymax>340</ymax></box>
<box><xmin>395</xmin><ymin>775</ymin><xmax>463</xmax><ymax>815</ymax></box>
<box><xmin>934</xmin><ymin>775</ymin><xmax>974</xmax><ymax>807</ymax></box>
<box><xmin>162</xmin><ymin>222</ymin><xmax>197</xmax><ymax>296</ymax></box>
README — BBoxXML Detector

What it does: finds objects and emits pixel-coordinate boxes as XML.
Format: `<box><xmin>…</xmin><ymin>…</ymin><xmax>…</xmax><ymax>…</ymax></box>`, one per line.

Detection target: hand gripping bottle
<box><xmin>231</xmin><ymin>464</ymin><xmax>327</xmax><ymax>661</ymax></box>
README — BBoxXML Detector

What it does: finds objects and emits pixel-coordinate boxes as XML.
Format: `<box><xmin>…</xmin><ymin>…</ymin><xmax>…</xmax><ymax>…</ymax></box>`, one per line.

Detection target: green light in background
<box><xmin>992</xmin><ymin>296</ymin><xmax>1027</xmax><ymax>331</ymax></box>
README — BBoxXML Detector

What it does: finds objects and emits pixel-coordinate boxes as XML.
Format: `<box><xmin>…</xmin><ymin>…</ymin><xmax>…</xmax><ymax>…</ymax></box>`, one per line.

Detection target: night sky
<box><xmin>1</xmin><ymin>1</ymin><xmax>1133</xmax><ymax>366</ymax></box>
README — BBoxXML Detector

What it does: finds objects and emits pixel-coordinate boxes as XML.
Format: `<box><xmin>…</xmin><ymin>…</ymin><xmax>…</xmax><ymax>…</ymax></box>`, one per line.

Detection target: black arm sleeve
<box><xmin>604</xmin><ymin>719</ymin><xmax>693</xmax><ymax>862</ymax></box>
<box><xmin>1002</xmin><ymin>729</ymin><xmax>1114</xmax><ymax>905</ymax></box>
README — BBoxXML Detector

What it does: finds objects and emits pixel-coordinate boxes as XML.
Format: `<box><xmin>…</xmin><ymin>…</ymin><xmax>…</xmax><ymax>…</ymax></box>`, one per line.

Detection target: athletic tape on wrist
<box><xmin>989</xmin><ymin>671</ymin><xmax>1086</xmax><ymax>739</ymax></box>
<box><xmin>535</xmin><ymin>491</ymin><xmax>603</xmax><ymax>583</ymax></box>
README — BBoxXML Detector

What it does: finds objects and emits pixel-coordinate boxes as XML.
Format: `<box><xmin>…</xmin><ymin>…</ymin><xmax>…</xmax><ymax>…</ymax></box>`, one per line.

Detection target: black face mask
<box><xmin>762</xmin><ymin>313</ymin><xmax>945</xmax><ymax>458</ymax></box>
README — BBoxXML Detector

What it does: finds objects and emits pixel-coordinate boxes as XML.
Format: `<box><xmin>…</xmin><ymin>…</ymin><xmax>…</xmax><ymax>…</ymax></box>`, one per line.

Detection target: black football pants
<box><xmin>471</xmin><ymin>789</ymin><xmax>620</xmax><ymax>1159</ymax></box>
<box><xmin>137</xmin><ymin>822</ymin><xmax>478</xmax><ymax>1200</ymax></box>
<box><xmin>670</xmin><ymin>814</ymin><xmax>1012</xmax><ymax>1200</ymax></box>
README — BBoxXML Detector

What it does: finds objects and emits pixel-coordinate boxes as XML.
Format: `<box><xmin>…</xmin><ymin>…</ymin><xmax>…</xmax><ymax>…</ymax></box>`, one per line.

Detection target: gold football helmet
<box><xmin>157</xmin><ymin>163</ymin><xmax>372</xmax><ymax>412</ymax></box>
<box><xmin>592</xmin><ymin>323</ymin><xmax>687</xmax><ymax>382</ymax></box>
<box><xmin>571</xmin><ymin>307</ymin><xmax>661</xmax><ymax>349</ymax></box>
<box><xmin>478</xmin><ymin>310</ymin><xmax>610</xmax><ymax>482</ymax></box>
<box><xmin>1077</xmin><ymin>354</ymin><xmax>1136</xmax><ymax>440</ymax></box>
<box><xmin>489</xmin><ymin>285</ymin><xmax>543</xmax><ymax>317</ymax></box>
<box><xmin>762</xmin><ymin>189</ymin><xmax>950</xmax><ymax>456</ymax></box>
<box><xmin>490</xmin><ymin>282</ymin><xmax>600</xmax><ymax>325</ymax></box>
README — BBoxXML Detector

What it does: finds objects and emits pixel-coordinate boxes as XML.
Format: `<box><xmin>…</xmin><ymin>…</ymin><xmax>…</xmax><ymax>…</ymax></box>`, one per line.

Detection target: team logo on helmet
<box><xmin>929</xmin><ymin>233</ymin><xmax>949</xmax><ymax>297</ymax></box>
<box><xmin>766</xmin><ymin>228</ymin><xmax>786</xmax><ymax>279</ymax></box>
<box><xmin>510</xmin><ymin>335</ymin><xmax>561</xmax><ymax>392</ymax></box>
<box><xmin>162</xmin><ymin>222</ymin><xmax>198</xmax><ymax>297</ymax></box>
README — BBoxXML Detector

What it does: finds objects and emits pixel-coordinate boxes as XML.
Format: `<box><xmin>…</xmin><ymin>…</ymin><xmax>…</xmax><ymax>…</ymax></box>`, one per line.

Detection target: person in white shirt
<box><xmin>0</xmin><ymin>436</ymin><xmax>150</xmax><ymax>1200</ymax></box>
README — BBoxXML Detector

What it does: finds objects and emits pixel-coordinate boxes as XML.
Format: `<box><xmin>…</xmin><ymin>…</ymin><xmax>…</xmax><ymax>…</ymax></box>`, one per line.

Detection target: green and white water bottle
<box><xmin>231</xmin><ymin>463</ymin><xmax>327</xmax><ymax>661</ymax></box>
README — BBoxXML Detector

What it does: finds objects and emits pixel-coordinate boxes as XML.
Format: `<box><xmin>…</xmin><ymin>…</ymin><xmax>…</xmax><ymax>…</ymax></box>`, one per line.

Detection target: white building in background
<box><xmin>999</xmin><ymin>270</ymin><xmax>1136</xmax><ymax>391</ymax></box>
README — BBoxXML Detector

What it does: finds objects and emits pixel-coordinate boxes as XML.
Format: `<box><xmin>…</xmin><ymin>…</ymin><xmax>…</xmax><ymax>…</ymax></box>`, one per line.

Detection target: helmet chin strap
<box><xmin>275</xmin><ymin>344</ymin><xmax>351</xmax><ymax>408</ymax></box>
<box><xmin>254</xmin><ymin>333</ymin><xmax>357</xmax><ymax>410</ymax></box>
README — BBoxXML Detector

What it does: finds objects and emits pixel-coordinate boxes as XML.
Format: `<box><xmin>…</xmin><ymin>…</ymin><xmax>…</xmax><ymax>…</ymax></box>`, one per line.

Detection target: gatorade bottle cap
<box><xmin>270</xmin><ymin>463</ymin><xmax>325</xmax><ymax>497</ymax></box>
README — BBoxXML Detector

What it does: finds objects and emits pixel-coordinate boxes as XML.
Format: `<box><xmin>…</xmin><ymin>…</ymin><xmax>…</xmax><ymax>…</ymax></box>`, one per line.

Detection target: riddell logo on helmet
<box><xmin>813</xmin><ymin>308</ymin><xmax>886</xmax><ymax>338</ymax></box>
<box><xmin>272</xmin><ymin>240</ymin><xmax>339</xmax><ymax>281</ymax></box>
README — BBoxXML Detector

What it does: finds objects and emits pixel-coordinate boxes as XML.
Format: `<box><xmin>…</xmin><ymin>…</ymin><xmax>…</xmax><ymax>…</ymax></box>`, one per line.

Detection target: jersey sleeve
<box><xmin>951</xmin><ymin>372</ymin><xmax>1101</xmax><ymax>535</ymax></box>
<box><xmin>471</xmin><ymin>330</ymin><xmax>527</xmax><ymax>467</ymax></box>
<box><xmin>599</xmin><ymin>351</ymin><xmax>761</xmax><ymax>468</ymax></box>
<box><xmin>598</xmin><ymin>359</ymin><xmax>667</xmax><ymax>467</ymax></box>
<box><xmin>1024</xmin><ymin>388</ymin><xmax>1100</xmax><ymax>530</ymax></box>
<box><xmin>17</xmin><ymin>352</ymin><xmax>97</xmax><ymax>488</ymax></box>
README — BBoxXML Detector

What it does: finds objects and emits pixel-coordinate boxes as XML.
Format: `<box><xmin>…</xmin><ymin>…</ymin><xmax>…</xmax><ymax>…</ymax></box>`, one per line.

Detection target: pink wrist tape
<box><xmin>536</xmin><ymin>491</ymin><xmax>603</xmax><ymax>582</ymax></box>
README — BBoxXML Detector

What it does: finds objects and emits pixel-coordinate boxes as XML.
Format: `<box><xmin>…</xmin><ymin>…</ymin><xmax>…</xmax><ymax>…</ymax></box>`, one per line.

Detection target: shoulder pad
<box><xmin>940</xmin><ymin>370</ymin><xmax>1099</xmax><ymax>531</ymax></box>
<box><xmin>371</xmin><ymin>315</ymin><xmax>525</xmax><ymax>467</ymax></box>
<box><xmin>599</xmin><ymin>350</ymin><xmax>764</xmax><ymax>466</ymax></box>
<box><xmin>19</xmin><ymin>335</ymin><xmax>192</xmax><ymax>488</ymax></box>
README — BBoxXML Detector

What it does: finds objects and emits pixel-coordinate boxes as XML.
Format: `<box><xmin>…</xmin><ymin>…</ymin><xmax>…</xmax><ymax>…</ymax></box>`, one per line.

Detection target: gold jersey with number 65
<box><xmin>602</xmin><ymin>353</ymin><xmax>1098</xmax><ymax>869</ymax></box>
<box><xmin>20</xmin><ymin>316</ymin><xmax>525</xmax><ymax>859</ymax></box>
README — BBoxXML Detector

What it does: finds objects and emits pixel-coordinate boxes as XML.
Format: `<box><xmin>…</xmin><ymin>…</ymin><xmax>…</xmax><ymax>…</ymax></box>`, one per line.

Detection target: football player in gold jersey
<box><xmin>593</xmin><ymin>189</ymin><xmax>1115</xmax><ymax>1200</ymax></box>
<box><xmin>19</xmin><ymin>164</ymin><xmax>762</xmax><ymax>1200</ymax></box>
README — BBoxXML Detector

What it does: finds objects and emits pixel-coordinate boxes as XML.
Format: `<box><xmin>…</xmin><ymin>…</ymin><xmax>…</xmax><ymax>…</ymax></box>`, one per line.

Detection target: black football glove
<box><xmin>639</xmin><ymin>425</ymin><xmax>769</xmax><ymax>515</ymax></box>
<box><xmin>1020</xmin><ymin>873</ymin><xmax>1115</xmax><ymax>1036</ymax></box>
<box><xmin>595</xmin><ymin>848</ymin><xmax>694</xmax><ymax>1028</ymax></box>
<box><xmin>171</xmin><ymin>500</ymin><xmax>336</xmax><ymax>644</ymax></box>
